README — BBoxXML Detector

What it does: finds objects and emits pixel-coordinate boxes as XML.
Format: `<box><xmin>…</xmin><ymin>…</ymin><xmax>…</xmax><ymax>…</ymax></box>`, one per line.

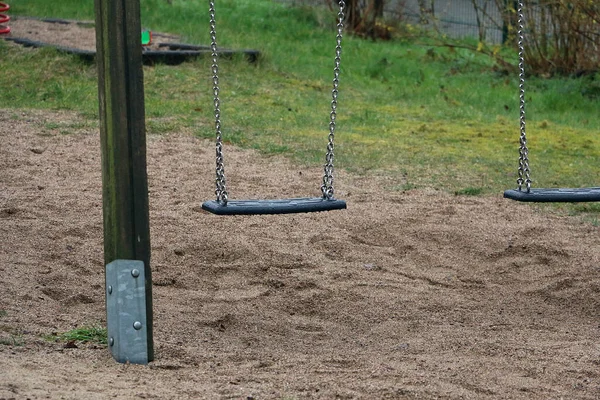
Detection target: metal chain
<box><xmin>322</xmin><ymin>0</ymin><xmax>345</xmax><ymax>200</ymax></box>
<box><xmin>516</xmin><ymin>0</ymin><xmax>531</xmax><ymax>192</ymax></box>
<box><xmin>209</xmin><ymin>1</ymin><xmax>228</xmax><ymax>204</ymax></box>
<box><xmin>210</xmin><ymin>1</ymin><xmax>345</xmax><ymax>202</ymax></box>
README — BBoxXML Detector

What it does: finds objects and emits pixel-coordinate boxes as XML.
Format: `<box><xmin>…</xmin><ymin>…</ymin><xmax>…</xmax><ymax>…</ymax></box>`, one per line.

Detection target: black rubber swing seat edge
<box><xmin>504</xmin><ymin>187</ymin><xmax>600</xmax><ymax>203</ymax></box>
<box><xmin>201</xmin><ymin>197</ymin><xmax>347</xmax><ymax>215</ymax></box>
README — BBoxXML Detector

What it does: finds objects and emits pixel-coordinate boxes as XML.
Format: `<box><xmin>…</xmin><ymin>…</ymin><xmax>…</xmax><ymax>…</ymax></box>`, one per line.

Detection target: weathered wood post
<box><xmin>94</xmin><ymin>0</ymin><xmax>153</xmax><ymax>364</ymax></box>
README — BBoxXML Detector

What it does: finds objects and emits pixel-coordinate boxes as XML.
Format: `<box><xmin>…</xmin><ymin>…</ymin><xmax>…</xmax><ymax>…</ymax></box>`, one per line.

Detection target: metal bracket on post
<box><xmin>106</xmin><ymin>259</ymin><xmax>149</xmax><ymax>364</ymax></box>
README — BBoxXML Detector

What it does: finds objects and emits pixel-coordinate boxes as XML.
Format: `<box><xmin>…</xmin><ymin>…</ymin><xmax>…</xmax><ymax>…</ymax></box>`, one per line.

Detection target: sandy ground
<box><xmin>1</xmin><ymin>107</ymin><xmax>600</xmax><ymax>399</ymax></box>
<box><xmin>6</xmin><ymin>17</ymin><xmax>182</xmax><ymax>52</ymax></box>
<box><xmin>2</xmin><ymin>17</ymin><xmax>600</xmax><ymax>400</ymax></box>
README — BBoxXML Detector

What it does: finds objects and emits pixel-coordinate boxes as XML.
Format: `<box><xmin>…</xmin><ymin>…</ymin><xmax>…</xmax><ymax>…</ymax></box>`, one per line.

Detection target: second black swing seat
<box><xmin>202</xmin><ymin>197</ymin><xmax>347</xmax><ymax>215</ymax></box>
<box><xmin>504</xmin><ymin>187</ymin><xmax>600</xmax><ymax>203</ymax></box>
<box><xmin>503</xmin><ymin>1</ymin><xmax>600</xmax><ymax>204</ymax></box>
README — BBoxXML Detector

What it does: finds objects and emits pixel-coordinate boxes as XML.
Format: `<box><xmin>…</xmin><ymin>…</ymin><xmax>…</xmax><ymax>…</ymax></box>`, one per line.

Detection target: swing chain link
<box><xmin>210</xmin><ymin>1</ymin><xmax>344</xmax><ymax>203</ymax></box>
<box><xmin>516</xmin><ymin>0</ymin><xmax>531</xmax><ymax>192</ymax></box>
<box><xmin>209</xmin><ymin>1</ymin><xmax>228</xmax><ymax>204</ymax></box>
<box><xmin>322</xmin><ymin>0</ymin><xmax>345</xmax><ymax>200</ymax></box>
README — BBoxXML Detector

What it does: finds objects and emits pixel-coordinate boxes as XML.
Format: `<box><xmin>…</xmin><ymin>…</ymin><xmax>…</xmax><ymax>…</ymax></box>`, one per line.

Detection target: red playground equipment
<box><xmin>0</xmin><ymin>2</ymin><xmax>10</xmax><ymax>35</ymax></box>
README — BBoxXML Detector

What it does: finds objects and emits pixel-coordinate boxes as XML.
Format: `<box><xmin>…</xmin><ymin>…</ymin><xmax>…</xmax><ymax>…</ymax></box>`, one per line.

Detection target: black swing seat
<box><xmin>202</xmin><ymin>197</ymin><xmax>347</xmax><ymax>215</ymax></box>
<box><xmin>504</xmin><ymin>187</ymin><xmax>600</xmax><ymax>203</ymax></box>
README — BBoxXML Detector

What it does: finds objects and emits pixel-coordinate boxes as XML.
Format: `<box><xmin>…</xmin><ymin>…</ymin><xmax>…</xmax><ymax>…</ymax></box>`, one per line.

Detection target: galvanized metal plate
<box><xmin>105</xmin><ymin>259</ymin><xmax>149</xmax><ymax>364</ymax></box>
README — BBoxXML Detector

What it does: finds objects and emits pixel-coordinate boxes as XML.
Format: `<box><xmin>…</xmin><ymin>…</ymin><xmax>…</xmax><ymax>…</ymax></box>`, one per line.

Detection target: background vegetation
<box><xmin>497</xmin><ymin>0</ymin><xmax>600</xmax><ymax>76</ymax></box>
<box><xmin>350</xmin><ymin>0</ymin><xmax>600</xmax><ymax>76</ymax></box>
<box><xmin>1</xmin><ymin>0</ymin><xmax>598</xmax><ymax>217</ymax></box>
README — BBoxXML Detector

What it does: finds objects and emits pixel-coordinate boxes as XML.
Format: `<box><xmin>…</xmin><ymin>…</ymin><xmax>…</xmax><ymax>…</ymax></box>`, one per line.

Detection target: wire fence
<box><xmin>391</xmin><ymin>0</ymin><xmax>506</xmax><ymax>44</ymax></box>
<box><xmin>282</xmin><ymin>1</ymin><xmax>599</xmax><ymax>54</ymax></box>
<box><xmin>280</xmin><ymin>0</ymin><xmax>510</xmax><ymax>43</ymax></box>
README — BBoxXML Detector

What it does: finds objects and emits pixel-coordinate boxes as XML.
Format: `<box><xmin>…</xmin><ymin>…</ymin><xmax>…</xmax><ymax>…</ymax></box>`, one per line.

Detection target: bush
<box><xmin>327</xmin><ymin>0</ymin><xmax>392</xmax><ymax>40</ymax></box>
<box><xmin>500</xmin><ymin>0</ymin><xmax>600</xmax><ymax>76</ymax></box>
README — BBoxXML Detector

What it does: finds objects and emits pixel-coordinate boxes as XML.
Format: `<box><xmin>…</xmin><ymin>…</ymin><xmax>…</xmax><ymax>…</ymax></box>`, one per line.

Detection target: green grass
<box><xmin>2</xmin><ymin>0</ymin><xmax>599</xmax><ymax>209</ymax></box>
<box><xmin>0</xmin><ymin>312</ymin><xmax>25</xmax><ymax>346</ymax></box>
<box><xmin>564</xmin><ymin>203</ymin><xmax>600</xmax><ymax>226</ymax></box>
<box><xmin>0</xmin><ymin>334</ymin><xmax>24</xmax><ymax>347</ymax></box>
<box><xmin>455</xmin><ymin>187</ymin><xmax>485</xmax><ymax>196</ymax></box>
<box><xmin>1</xmin><ymin>309</ymin><xmax>106</xmax><ymax>346</ymax></box>
<box><xmin>48</xmin><ymin>325</ymin><xmax>108</xmax><ymax>345</ymax></box>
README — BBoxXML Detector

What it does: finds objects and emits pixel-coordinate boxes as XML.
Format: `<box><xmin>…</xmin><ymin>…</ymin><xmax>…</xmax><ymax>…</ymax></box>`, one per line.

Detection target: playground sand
<box><xmin>1</xmin><ymin>109</ymin><xmax>599</xmax><ymax>399</ymax></box>
<box><xmin>6</xmin><ymin>17</ymin><xmax>181</xmax><ymax>52</ymax></box>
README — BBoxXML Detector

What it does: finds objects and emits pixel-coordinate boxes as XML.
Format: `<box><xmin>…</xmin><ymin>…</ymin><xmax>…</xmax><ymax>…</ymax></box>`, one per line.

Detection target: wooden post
<box><xmin>94</xmin><ymin>0</ymin><xmax>153</xmax><ymax>363</ymax></box>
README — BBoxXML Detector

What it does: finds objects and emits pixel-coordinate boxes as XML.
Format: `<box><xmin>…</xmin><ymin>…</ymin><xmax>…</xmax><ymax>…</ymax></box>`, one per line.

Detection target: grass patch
<box><xmin>567</xmin><ymin>203</ymin><xmax>600</xmax><ymax>226</ymax></box>
<box><xmin>533</xmin><ymin>202</ymin><xmax>600</xmax><ymax>226</ymax></box>
<box><xmin>393</xmin><ymin>182</ymin><xmax>419</xmax><ymax>192</ymax></box>
<box><xmin>455</xmin><ymin>187</ymin><xmax>484</xmax><ymax>196</ymax></box>
<box><xmin>49</xmin><ymin>325</ymin><xmax>108</xmax><ymax>345</ymax></box>
<box><xmin>0</xmin><ymin>334</ymin><xmax>24</xmax><ymax>347</ymax></box>
<box><xmin>0</xmin><ymin>317</ymin><xmax>25</xmax><ymax>346</ymax></box>
<box><xmin>44</xmin><ymin>119</ymin><xmax>97</xmax><ymax>135</ymax></box>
